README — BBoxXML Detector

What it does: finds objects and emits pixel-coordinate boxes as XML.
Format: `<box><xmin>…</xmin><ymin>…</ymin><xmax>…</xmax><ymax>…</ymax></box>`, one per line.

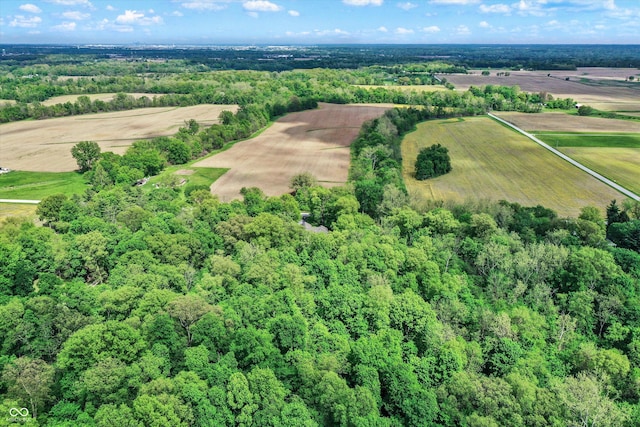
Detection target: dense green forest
<box><xmin>2</xmin><ymin>103</ymin><xmax>640</xmax><ymax>425</ymax></box>
<box><xmin>2</xmin><ymin>45</ymin><xmax>640</xmax><ymax>426</ymax></box>
<box><xmin>2</xmin><ymin>159</ymin><xmax>640</xmax><ymax>426</ymax></box>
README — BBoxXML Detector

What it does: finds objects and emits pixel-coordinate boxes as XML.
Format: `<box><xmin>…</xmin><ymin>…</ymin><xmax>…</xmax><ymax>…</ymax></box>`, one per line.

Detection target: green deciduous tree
<box><xmin>2</xmin><ymin>356</ymin><xmax>55</xmax><ymax>419</ymax></box>
<box><xmin>71</xmin><ymin>141</ymin><xmax>101</xmax><ymax>172</ymax></box>
<box><xmin>415</xmin><ymin>144</ymin><xmax>452</xmax><ymax>180</ymax></box>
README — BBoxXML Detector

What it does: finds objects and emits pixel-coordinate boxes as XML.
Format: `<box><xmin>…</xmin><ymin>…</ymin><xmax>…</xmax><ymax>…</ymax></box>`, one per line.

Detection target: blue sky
<box><xmin>1</xmin><ymin>0</ymin><xmax>639</xmax><ymax>44</ymax></box>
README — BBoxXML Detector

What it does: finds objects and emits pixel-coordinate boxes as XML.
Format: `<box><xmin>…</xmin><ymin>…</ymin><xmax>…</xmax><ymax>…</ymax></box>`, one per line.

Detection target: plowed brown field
<box><xmin>193</xmin><ymin>103</ymin><xmax>392</xmax><ymax>201</ymax></box>
<box><xmin>441</xmin><ymin>68</ymin><xmax>640</xmax><ymax>111</ymax></box>
<box><xmin>0</xmin><ymin>105</ymin><xmax>237</xmax><ymax>172</ymax></box>
<box><xmin>491</xmin><ymin>112</ymin><xmax>640</xmax><ymax>133</ymax></box>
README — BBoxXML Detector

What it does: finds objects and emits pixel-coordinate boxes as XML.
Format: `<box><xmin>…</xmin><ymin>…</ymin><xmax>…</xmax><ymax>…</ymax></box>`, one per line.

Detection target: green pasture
<box><xmin>0</xmin><ymin>171</ymin><xmax>87</xmax><ymax>200</ymax></box>
<box><xmin>534</xmin><ymin>132</ymin><xmax>640</xmax><ymax>148</ymax></box>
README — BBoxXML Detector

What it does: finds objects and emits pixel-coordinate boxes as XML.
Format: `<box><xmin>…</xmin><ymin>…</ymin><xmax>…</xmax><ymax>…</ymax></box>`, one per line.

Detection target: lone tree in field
<box><xmin>290</xmin><ymin>172</ymin><xmax>318</xmax><ymax>193</ymax></box>
<box><xmin>415</xmin><ymin>144</ymin><xmax>452</xmax><ymax>180</ymax></box>
<box><xmin>71</xmin><ymin>141</ymin><xmax>101</xmax><ymax>172</ymax></box>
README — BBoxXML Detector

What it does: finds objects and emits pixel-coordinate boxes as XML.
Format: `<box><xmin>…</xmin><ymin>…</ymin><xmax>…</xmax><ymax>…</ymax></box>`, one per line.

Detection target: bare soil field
<box><xmin>559</xmin><ymin>147</ymin><xmax>640</xmax><ymax>195</ymax></box>
<box><xmin>402</xmin><ymin>117</ymin><xmax>624</xmax><ymax>217</ymax></box>
<box><xmin>441</xmin><ymin>68</ymin><xmax>640</xmax><ymax>111</ymax></box>
<box><xmin>41</xmin><ymin>93</ymin><xmax>155</xmax><ymax>106</ymax></box>
<box><xmin>193</xmin><ymin>103</ymin><xmax>392</xmax><ymax>201</ymax></box>
<box><xmin>492</xmin><ymin>112</ymin><xmax>640</xmax><ymax>133</ymax></box>
<box><xmin>0</xmin><ymin>105</ymin><xmax>237</xmax><ymax>172</ymax></box>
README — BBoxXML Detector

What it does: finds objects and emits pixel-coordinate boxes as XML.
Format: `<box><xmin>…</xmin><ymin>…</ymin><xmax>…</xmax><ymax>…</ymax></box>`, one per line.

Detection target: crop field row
<box><xmin>533</xmin><ymin>132</ymin><xmax>640</xmax><ymax>148</ymax></box>
<box><xmin>401</xmin><ymin>116</ymin><xmax>624</xmax><ymax>217</ymax></box>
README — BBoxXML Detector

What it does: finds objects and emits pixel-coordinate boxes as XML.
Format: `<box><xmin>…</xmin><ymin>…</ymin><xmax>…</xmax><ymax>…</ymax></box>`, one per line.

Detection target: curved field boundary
<box><xmin>488</xmin><ymin>113</ymin><xmax>640</xmax><ymax>201</ymax></box>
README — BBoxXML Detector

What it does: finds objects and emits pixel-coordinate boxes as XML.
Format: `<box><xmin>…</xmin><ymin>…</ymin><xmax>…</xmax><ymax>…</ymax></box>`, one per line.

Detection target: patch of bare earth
<box><xmin>193</xmin><ymin>103</ymin><xmax>393</xmax><ymax>201</ymax></box>
<box><xmin>175</xmin><ymin>169</ymin><xmax>196</xmax><ymax>175</ymax></box>
<box><xmin>0</xmin><ymin>105</ymin><xmax>237</xmax><ymax>172</ymax></box>
<box><xmin>491</xmin><ymin>112</ymin><xmax>640</xmax><ymax>133</ymax></box>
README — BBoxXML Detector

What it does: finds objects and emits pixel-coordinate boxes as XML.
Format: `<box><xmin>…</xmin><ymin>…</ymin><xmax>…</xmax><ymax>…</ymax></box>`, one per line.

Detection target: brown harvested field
<box><xmin>41</xmin><ymin>93</ymin><xmax>155</xmax><ymax>106</ymax></box>
<box><xmin>560</xmin><ymin>147</ymin><xmax>640</xmax><ymax>195</ymax></box>
<box><xmin>0</xmin><ymin>105</ymin><xmax>237</xmax><ymax>172</ymax></box>
<box><xmin>402</xmin><ymin>117</ymin><xmax>625</xmax><ymax>217</ymax></box>
<box><xmin>440</xmin><ymin>68</ymin><xmax>640</xmax><ymax>111</ymax></box>
<box><xmin>492</xmin><ymin>112</ymin><xmax>640</xmax><ymax>133</ymax></box>
<box><xmin>193</xmin><ymin>103</ymin><xmax>393</xmax><ymax>201</ymax></box>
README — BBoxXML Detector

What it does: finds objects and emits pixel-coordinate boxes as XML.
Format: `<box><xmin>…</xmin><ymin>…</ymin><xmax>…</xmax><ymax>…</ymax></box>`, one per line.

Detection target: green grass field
<box><xmin>0</xmin><ymin>171</ymin><xmax>88</xmax><ymax>200</ymax></box>
<box><xmin>532</xmin><ymin>131</ymin><xmax>640</xmax><ymax>195</ymax></box>
<box><xmin>559</xmin><ymin>147</ymin><xmax>640</xmax><ymax>195</ymax></box>
<box><xmin>534</xmin><ymin>132</ymin><xmax>640</xmax><ymax>148</ymax></box>
<box><xmin>401</xmin><ymin>117</ymin><xmax>625</xmax><ymax>217</ymax></box>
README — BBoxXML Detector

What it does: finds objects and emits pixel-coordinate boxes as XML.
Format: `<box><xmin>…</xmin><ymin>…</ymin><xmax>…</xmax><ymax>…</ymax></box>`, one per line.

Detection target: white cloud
<box><xmin>429</xmin><ymin>0</ymin><xmax>479</xmax><ymax>5</ymax></box>
<box><xmin>456</xmin><ymin>24</ymin><xmax>471</xmax><ymax>34</ymax></box>
<box><xmin>397</xmin><ymin>2</ymin><xmax>417</xmax><ymax>11</ymax></box>
<box><xmin>181</xmin><ymin>1</ymin><xmax>232</xmax><ymax>11</ymax></box>
<box><xmin>395</xmin><ymin>27</ymin><xmax>414</xmax><ymax>34</ymax></box>
<box><xmin>546</xmin><ymin>20</ymin><xmax>559</xmax><ymax>26</ymax></box>
<box><xmin>343</xmin><ymin>0</ymin><xmax>383</xmax><ymax>6</ymax></box>
<box><xmin>53</xmin><ymin>21</ymin><xmax>76</xmax><ymax>31</ymax></box>
<box><xmin>247</xmin><ymin>11</ymin><xmax>259</xmax><ymax>18</ymax></box>
<box><xmin>422</xmin><ymin>25</ymin><xmax>440</xmax><ymax>33</ymax></box>
<box><xmin>479</xmin><ymin>21</ymin><xmax>491</xmax><ymax>28</ymax></box>
<box><xmin>243</xmin><ymin>1</ymin><xmax>282</xmax><ymax>12</ymax></box>
<box><xmin>513</xmin><ymin>0</ymin><xmax>546</xmax><ymax>17</ymax></box>
<box><xmin>9</xmin><ymin>15</ymin><xmax>42</xmax><ymax>28</ymax></box>
<box><xmin>480</xmin><ymin>4</ymin><xmax>511</xmax><ymax>13</ymax></box>
<box><xmin>45</xmin><ymin>0</ymin><xmax>93</xmax><ymax>7</ymax></box>
<box><xmin>106</xmin><ymin>5</ymin><xmax>116</xmax><ymax>11</ymax></box>
<box><xmin>288</xmin><ymin>10</ymin><xmax>300</xmax><ymax>16</ymax></box>
<box><xmin>19</xmin><ymin>4</ymin><xmax>42</xmax><ymax>13</ymax></box>
<box><xmin>378</xmin><ymin>26</ymin><xmax>388</xmax><ymax>32</ymax></box>
<box><xmin>116</xmin><ymin>10</ymin><xmax>163</xmax><ymax>26</ymax></box>
<box><xmin>62</xmin><ymin>11</ymin><xmax>90</xmax><ymax>20</ymax></box>
<box><xmin>314</xmin><ymin>28</ymin><xmax>350</xmax><ymax>36</ymax></box>
<box><xmin>170</xmin><ymin>11</ymin><xmax>184</xmax><ymax>16</ymax></box>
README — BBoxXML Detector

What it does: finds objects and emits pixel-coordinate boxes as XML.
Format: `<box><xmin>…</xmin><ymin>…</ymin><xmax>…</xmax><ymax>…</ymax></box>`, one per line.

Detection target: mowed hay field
<box><xmin>402</xmin><ymin>117</ymin><xmax>624</xmax><ymax>217</ymax></box>
<box><xmin>493</xmin><ymin>112</ymin><xmax>640</xmax><ymax>196</ymax></box>
<box><xmin>0</xmin><ymin>104</ymin><xmax>237</xmax><ymax>172</ymax></box>
<box><xmin>194</xmin><ymin>103</ymin><xmax>393</xmax><ymax>201</ymax></box>
<box><xmin>560</xmin><ymin>147</ymin><xmax>640</xmax><ymax>195</ymax></box>
<box><xmin>0</xmin><ymin>203</ymin><xmax>37</xmax><ymax>221</ymax></box>
<box><xmin>441</xmin><ymin>68</ymin><xmax>640</xmax><ymax>112</ymax></box>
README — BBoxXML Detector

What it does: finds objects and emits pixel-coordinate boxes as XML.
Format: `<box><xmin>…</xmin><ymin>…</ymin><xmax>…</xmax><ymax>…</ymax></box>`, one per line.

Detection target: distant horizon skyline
<box><xmin>2</xmin><ymin>1</ymin><xmax>639</xmax><ymax>45</ymax></box>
